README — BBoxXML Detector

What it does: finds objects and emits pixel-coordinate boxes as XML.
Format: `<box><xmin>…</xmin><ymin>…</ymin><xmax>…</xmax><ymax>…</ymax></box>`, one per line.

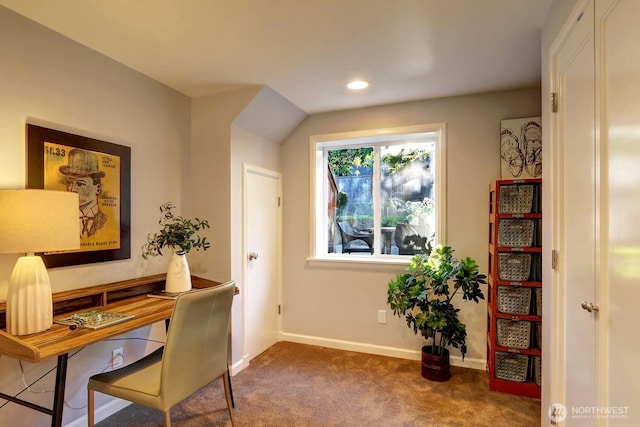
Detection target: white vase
<box><xmin>165</xmin><ymin>249</ymin><xmax>192</xmax><ymax>293</ymax></box>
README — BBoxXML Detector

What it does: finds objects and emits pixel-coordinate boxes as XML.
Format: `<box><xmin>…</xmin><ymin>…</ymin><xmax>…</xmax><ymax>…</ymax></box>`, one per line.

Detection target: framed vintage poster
<box><xmin>27</xmin><ymin>124</ymin><xmax>131</xmax><ymax>267</ymax></box>
<box><xmin>500</xmin><ymin>116</ymin><xmax>542</xmax><ymax>179</ymax></box>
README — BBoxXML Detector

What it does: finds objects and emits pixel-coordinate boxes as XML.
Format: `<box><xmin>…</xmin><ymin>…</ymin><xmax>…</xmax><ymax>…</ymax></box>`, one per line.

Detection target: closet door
<box><xmin>597</xmin><ymin>0</ymin><xmax>640</xmax><ymax>415</ymax></box>
<box><xmin>552</xmin><ymin>0</ymin><xmax>598</xmax><ymax>423</ymax></box>
<box><xmin>550</xmin><ymin>1</ymin><xmax>639</xmax><ymax>423</ymax></box>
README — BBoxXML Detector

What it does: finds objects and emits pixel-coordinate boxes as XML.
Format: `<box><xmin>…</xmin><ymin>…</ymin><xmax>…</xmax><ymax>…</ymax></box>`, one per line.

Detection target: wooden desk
<box><xmin>0</xmin><ymin>274</ymin><xmax>230</xmax><ymax>427</ymax></box>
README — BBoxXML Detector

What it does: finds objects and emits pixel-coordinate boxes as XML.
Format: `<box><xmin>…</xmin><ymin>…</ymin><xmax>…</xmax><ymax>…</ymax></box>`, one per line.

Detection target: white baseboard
<box><xmin>281</xmin><ymin>332</ymin><xmax>486</xmax><ymax>371</ymax></box>
<box><xmin>64</xmin><ymin>398</ymin><xmax>131</xmax><ymax>427</ymax></box>
<box><xmin>229</xmin><ymin>354</ymin><xmax>250</xmax><ymax>376</ymax></box>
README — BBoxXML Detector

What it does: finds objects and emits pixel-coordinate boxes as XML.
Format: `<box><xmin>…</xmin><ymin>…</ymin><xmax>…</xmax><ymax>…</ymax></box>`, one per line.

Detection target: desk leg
<box><xmin>51</xmin><ymin>353</ymin><xmax>68</xmax><ymax>427</ymax></box>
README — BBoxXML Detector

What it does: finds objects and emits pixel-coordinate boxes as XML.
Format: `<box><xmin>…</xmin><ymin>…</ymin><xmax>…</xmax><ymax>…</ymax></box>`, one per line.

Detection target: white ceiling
<box><xmin>0</xmin><ymin>0</ymin><xmax>553</xmax><ymax>114</ymax></box>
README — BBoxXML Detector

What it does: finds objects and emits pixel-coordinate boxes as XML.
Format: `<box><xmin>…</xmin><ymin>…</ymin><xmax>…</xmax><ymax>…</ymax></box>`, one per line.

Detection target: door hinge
<box><xmin>278</xmin><ymin>196</ymin><xmax>281</xmax><ymax>207</ymax></box>
<box><xmin>278</xmin><ymin>304</ymin><xmax>281</xmax><ymax>315</ymax></box>
<box><xmin>551</xmin><ymin>92</ymin><xmax>558</xmax><ymax>113</ymax></box>
<box><xmin>551</xmin><ymin>249</ymin><xmax>558</xmax><ymax>270</ymax></box>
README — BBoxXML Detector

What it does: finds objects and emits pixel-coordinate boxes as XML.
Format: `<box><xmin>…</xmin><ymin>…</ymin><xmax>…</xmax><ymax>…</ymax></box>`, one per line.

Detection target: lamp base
<box><xmin>6</xmin><ymin>255</ymin><xmax>53</xmax><ymax>335</ymax></box>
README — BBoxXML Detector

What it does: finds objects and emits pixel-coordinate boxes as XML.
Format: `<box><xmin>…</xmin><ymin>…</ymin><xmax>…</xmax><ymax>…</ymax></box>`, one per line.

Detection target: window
<box><xmin>310</xmin><ymin>124</ymin><xmax>446</xmax><ymax>262</ymax></box>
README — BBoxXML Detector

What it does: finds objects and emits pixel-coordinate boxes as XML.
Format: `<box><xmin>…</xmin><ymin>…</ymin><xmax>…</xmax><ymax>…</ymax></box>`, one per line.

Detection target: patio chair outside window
<box><xmin>337</xmin><ymin>221</ymin><xmax>374</xmax><ymax>254</ymax></box>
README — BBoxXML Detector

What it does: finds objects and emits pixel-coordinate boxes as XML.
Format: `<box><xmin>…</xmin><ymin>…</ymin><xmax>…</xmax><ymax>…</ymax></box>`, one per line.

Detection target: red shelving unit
<box><xmin>487</xmin><ymin>179</ymin><xmax>542</xmax><ymax>399</ymax></box>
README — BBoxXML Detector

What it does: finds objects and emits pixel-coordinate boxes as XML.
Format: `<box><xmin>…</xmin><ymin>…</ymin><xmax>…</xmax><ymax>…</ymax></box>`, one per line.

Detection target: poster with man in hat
<box><xmin>43</xmin><ymin>141</ymin><xmax>121</xmax><ymax>252</ymax></box>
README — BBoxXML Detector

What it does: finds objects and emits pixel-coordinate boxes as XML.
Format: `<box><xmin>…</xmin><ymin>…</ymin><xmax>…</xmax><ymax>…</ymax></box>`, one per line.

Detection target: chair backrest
<box><xmin>160</xmin><ymin>280</ymin><xmax>235</xmax><ymax>408</ymax></box>
<box><xmin>339</xmin><ymin>221</ymin><xmax>359</xmax><ymax>237</ymax></box>
<box><xmin>336</xmin><ymin>221</ymin><xmax>348</xmax><ymax>243</ymax></box>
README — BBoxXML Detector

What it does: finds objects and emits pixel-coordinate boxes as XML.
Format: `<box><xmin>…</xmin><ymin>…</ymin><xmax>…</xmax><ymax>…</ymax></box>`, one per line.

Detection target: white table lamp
<box><xmin>0</xmin><ymin>190</ymin><xmax>80</xmax><ymax>335</ymax></box>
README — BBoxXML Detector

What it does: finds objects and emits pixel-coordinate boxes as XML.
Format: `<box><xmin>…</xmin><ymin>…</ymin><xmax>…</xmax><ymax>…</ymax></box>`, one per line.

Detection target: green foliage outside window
<box><xmin>329</xmin><ymin>147</ymin><xmax>429</xmax><ymax>177</ymax></box>
<box><xmin>381</xmin><ymin>215</ymin><xmax>408</xmax><ymax>227</ymax></box>
<box><xmin>328</xmin><ymin>148</ymin><xmax>374</xmax><ymax>176</ymax></box>
<box><xmin>382</xmin><ymin>148</ymin><xmax>430</xmax><ymax>173</ymax></box>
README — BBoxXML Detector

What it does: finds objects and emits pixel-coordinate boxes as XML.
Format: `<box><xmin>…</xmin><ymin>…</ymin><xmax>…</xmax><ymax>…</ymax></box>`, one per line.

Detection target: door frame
<box><xmin>241</xmin><ymin>162</ymin><xmax>283</xmax><ymax>366</ymax></box>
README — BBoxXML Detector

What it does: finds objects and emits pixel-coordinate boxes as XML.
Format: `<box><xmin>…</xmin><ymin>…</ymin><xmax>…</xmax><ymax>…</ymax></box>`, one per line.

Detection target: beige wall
<box><xmin>0</xmin><ymin>7</ymin><xmax>191</xmax><ymax>426</ymax></box>
<box><xmin>281</xmin><ymin>89</ymin><xmax>542</xmax><ymax>366</ymax></box>
<box><xmin>189</xmin><ymin>87</ymin><xmax>261</xmax><ymax>282</ymax></box>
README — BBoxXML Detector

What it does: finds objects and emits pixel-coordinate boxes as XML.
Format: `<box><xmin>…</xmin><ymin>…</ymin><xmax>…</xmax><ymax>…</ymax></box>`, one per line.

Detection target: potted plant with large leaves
<box><xmin>387</xmin><ymin>244</ymin><xmax>486</xmax><ymax>381</ymax></box>
<box><xmin>142</xmin><ymin>202</ymin><xmax>211</xmax><ymax>293</ymax></box>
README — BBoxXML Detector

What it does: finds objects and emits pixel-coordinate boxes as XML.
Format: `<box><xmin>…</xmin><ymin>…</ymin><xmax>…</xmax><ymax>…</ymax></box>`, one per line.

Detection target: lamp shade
<box><xmin>0</xmin><ymin>189</ymin><xmax>79</xmax><ymax>335</ymax></box>
<box><xmin>0</xmin><ymin>189</ymin><xmax>80</xmax><ymax>254</ymax></box>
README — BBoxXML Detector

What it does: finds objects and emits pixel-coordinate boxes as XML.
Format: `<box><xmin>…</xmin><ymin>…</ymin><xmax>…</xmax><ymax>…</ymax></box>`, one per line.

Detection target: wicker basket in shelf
<box><xmin>495</xmin><ymin>351</ymin><xmax>529</xmax><ymax>383</ymax></box>
<box><xmin>535</xmin><ymin>287</ymin><xmax>542</xmax><ymax>316</ymax></box>
<box><xmin>497</xmin><ymin>286</ymin><xmax>532</xmax><ymax>315</ymax></box>
<box><xmin>499</xmin><ymin>184</ymin><xmax>535</xmax><ymax>214</ymax></box>
<box><xmin>496</xmin><ymin>319</ymin><xmax>532</xmax><ymax>349</ymax></box>
<box><xmin>533</xmin><ymin>253</ymin><xmax>542</xmax><ymax>282</ymax></box>
<box><xmin>498</xmin><ymin>253</ymin><xmax>532</xmax><ymax>282</ymax></box>
<box><xmin>535</xmin><ymin>322</ymin><xmax>542</xmax><ymax>350</ymax></box>
<box><xmin>497</xmin><ymin>219</ymin><xmax>535</xmax><ymax>247</ymax></box>
<box><xmin>533</xmin><ymin>355</ymin><xmax>542</xmax><ymax>386</ymax></box>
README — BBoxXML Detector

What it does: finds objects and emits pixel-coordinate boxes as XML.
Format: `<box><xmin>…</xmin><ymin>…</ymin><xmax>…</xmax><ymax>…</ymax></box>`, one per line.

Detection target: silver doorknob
<box><xmin>581</xmin><ymin>301</ymin><xmax>599</xmax><ymax>313</ymax></box>
<box><xmin>248</xmin><ymin>252</ymin><xmax>259</xmax><ymax>261</ymax></box>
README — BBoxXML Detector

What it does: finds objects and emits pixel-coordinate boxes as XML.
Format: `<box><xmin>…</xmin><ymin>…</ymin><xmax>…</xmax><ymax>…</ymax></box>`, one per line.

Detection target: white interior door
<box><xmin>244</xmin><ymin>165</ymin><xmax>282</xmax><ymax>361</ymax></box>
<box><xmin>598</xmin><ymin>0</ymin><xmax>640</xmax><ymax>416</ymax></box>
<box><xmin>552</xmin><ymin>1</ymin><xmax>599</xmax><ymax>422</ymax></box>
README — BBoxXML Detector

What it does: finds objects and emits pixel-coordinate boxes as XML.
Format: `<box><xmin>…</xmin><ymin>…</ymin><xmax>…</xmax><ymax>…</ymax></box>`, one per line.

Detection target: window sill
<box><xmin>306</xmin><ymin>255</ymin><xmax>411</xmax><ymax>270</ymax></box>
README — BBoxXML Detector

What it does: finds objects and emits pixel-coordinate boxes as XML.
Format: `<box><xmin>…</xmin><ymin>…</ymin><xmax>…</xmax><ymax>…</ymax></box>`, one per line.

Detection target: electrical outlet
<box><xmin>377</xmin><ymin>309</ymin><xmax>386</xmax><ymax>324</ymax></box>
<box><xmin>112</xmin><ymin>347</ymin><xmax>124</xmax><ymax>368</ymax></box>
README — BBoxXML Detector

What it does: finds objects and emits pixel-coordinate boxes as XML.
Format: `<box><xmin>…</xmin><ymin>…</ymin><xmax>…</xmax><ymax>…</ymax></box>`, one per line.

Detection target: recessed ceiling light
<box><xmin>347</xmin><ymin>80</ymin><xmax>370</xmax><ymax>90</ymax></box>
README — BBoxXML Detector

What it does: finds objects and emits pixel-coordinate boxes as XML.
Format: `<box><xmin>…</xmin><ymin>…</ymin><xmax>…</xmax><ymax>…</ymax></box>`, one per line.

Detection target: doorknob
<box><xmin>581</xmin><ymin>301</ymin><xmax>599</xmax><ymax>313</ymax></box>
<box><xmin>248</xmin><ymin>252</ymin><xmax>259</xmax><ymax>261</ymax></box>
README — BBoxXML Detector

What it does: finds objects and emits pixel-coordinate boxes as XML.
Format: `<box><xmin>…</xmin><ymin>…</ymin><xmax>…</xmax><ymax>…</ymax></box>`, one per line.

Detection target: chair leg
<box><xmin>87</xmin><ymin>389</ymin><xmax>94</xmax><ymax>427</ymax></box>
<box><xmin>223</xmin><ymin>371</ymin><xmax>236</xmax><ymax>426</ymax></box>
<box><xmin>163</xmin><ymin>410</ymin><xmax>172</xmax><ymax>427</ymax></box>
<box><xmin>226</xmin><ymin>370</ymin><xmax>235</xmax><ymax>408</ymax></box>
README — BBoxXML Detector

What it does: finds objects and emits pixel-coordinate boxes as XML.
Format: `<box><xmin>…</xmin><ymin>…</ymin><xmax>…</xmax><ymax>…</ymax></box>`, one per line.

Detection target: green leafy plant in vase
<box><xmin>387</xmin><ymin>244</ymin><xmax>486</xmax><ymax>381</ymax></box>
<box><xmin>142</xmin><ymin>202</ymin><xmax>211</xmax><ymax>293</ymax></box>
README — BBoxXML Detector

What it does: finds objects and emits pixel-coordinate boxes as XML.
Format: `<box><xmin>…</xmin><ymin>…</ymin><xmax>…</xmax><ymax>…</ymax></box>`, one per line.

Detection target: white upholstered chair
<box><xmin>87</xmin><ymin>281</ymin><xmax>236</xmax><ymax>427</ymax></box>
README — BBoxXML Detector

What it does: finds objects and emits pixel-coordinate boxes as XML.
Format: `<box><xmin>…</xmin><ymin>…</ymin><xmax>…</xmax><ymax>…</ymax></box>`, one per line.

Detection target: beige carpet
<box><xmin>97</xmin><ymin>341</ymin><xmax>540</xmax><ymax>426</ymax></box>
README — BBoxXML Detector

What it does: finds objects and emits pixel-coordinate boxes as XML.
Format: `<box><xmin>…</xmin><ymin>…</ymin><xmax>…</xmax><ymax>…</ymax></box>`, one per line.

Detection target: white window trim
<box><xmin>308</xmin><ymin>123</ymin><xmax>447</xmax><ymax>266</ymax></box>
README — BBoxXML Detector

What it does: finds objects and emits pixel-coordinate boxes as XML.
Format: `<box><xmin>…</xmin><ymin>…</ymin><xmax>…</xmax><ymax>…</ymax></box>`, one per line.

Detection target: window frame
<box><xmin>309</xmin><ymin>123</ymin><xmax>447</xmax><ymax>265</ymax></box>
